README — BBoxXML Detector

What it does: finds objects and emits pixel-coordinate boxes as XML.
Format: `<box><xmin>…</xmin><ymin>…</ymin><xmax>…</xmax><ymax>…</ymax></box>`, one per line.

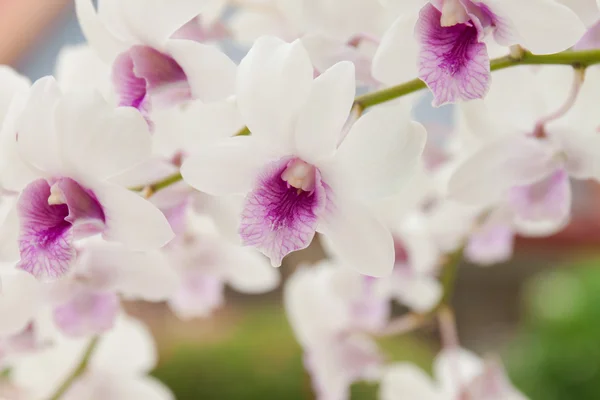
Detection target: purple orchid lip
<box><xmin>240</xmin><ymin>157</ymin><xmax>328</xmax><ymax>266</ymax></box>
<box><xmin>112</xmin><ymin>45</ymin><xmax>192</xmax><ymax>122</ymax></box>
<box><xmin>17</xmin><ymin>178</ymin><xmax>105</xmax><ymax>280</ymax></box>
<box><xmin>416</xmin><ymin>2</ymin><xmax>491</xmax><ymax>106</ymax></box>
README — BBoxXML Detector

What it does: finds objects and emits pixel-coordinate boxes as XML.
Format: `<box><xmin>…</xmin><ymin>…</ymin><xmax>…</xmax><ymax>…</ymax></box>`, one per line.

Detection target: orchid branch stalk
<box><xmin>354</xmin><ymin>48</ymin><xmax>600</xmax><ymax>110</ymax></box>
<box><xmin>139</xmin><ymin>48</ymin><xmax>600</xmax><ymax>195</ymax></box>
<box><xmin>48</xmin><ymin>336</ymin><xmax>99</xmax><ymax>400</ymax></box>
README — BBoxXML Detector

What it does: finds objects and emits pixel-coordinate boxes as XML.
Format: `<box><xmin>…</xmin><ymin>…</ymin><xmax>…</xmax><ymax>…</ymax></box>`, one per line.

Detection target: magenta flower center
<box><xmin>240</xmin><ymin>157</ymin><xmax>328</xmax><ymax>266</ymax></box>
<box><xmin>17</xmin><ymin>178</ymin><xmax>105</xmax><ymax>280</ymax></box>
<box><xmin>281</xmin><ymin>158</ymin><xmax>317</xmax><ymax>193</ymax></box>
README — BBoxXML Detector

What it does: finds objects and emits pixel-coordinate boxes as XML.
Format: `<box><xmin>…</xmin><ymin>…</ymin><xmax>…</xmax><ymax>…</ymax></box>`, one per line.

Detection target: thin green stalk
<box><xmin>129</xmin><ymin>171</ymin><xmax>184</xmax><ymax>195</ymax></box>
<box><xmin>355</xmin><ymin>49</ymin><xmax>600</xmax><ymax>110</ymax></box>
<box><xmin>48</xmin><ymin>337</ymin><xmax>99</xmax><ymax>400</ymax></box>
<box><xmin>137</xmin><ymin>48</ymin><xmax>600</xmax><ymax>195</ymax></box>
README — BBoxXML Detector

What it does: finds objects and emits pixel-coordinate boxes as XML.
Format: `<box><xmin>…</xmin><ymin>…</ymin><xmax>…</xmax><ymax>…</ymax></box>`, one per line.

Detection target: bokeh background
<box><xmin>8</xmin><ymin>2</ymin><xmax>600</xmax><ymax>399</ymax></box>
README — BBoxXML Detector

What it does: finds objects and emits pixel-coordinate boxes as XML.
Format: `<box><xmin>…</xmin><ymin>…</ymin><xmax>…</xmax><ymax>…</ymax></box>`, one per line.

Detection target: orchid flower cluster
<box><xmin>0</xmin><ymin>0</ymin><xmax>597</xmax><ymax>398</ymax></box>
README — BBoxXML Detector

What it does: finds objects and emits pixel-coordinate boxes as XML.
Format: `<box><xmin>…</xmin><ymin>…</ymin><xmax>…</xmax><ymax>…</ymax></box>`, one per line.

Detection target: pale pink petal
<box><xmin>0</xmin><ymin>271</ymin><xmax>41</xmax><ymax>336</ymax></box>
<box><xmin>15</xmin><ymin>77</ymin><xmax>63</xmax><ymax>175</ymax></box>
<box><xmin>181</xmin><ymin>136</ymin><xmax>275</xmax><ymax>196</ymax></box>
<box><xmin>574</xmin><ymin>20</ymin><xmax>600</xmax><ymax>49</ymax></box>
<box><xmin>220</xmin><ymin>245</ymin><xmax>280</xmax><ymax>294</ymax></box>
<box><xmin>237</xmin><ymin>37</ymin><xmax>313</xmax><ymax>150</ymax></box>
<box><xmin>448</xmin><ymin>135</ymin><xmax>557</xmax><ymax>206</ymax></box>
<box><xmin>94</xmin><ymin>183</ymin><xmax>174</xmax><ymax>251</ymax></box>
<box><xmin>54</xmin><ymin>290</ymin><xmax>120</xmax><ymax>337</ymax></box>
<box><xmin>305</xmin><ymin>335</ymin><xmax>382</xmax><ymax>400</ymax></box>
<box><xmin>55</xmin><ymin>90</ymin><xmax>151</xmax><ymax>180</ymax></box>
<box><xmin>168</xmin><ymin>272</ymin><xmax>224</xmax><ymax>319</ymax></box>
<box><xmin>320</xmin><ymin>199</ymin><xmax>395</xmax><ymax>277</ymax></box>
<box><xmin>434</xmin><ymin>348</ymin><xmax>484</xmax><ymax>396</ymax></box>
<box><xmin>64</xmin><ymin>374</ymin><xmax>174</xmax><ymax>400</ymax></box>
<box><xmin>333</xmin><ymin>105</ymin><xmax>426</xmax><ymax>201</ymax></box>
<box><xmin>463</xmin><ymin>359</ymin><xmax>528</xmax><ymax>400</ymax></box>
<box><xmin>91</xmin><ymin>315</ymin><xmax>157</xmax><ymax>374</ymax></box>
<box><xmin>372</xmin><ymin>14</ymin><xmax>420</xmax><ymax>85</ymax></box>
<box><xmin>165</xmin><ymin>39</ymin><xmax>236</xmax><ymax>102</ymax></box>
<box><xmin>0</xmin><ymin>201</ymin><xmax>21</xmax><ymax>262</ymax></box>
<box><xmin>380</xmin><ymin>363</ymin><xmax>443</xmax><ymax>400</ymax></box>
<box><xmin>115</xmin><ymin>0</ymin><xmax>205</xmax><ymax>49</ymax></box>
<box><xmin>294</xmin><ymin>61</ymin><xmax>355</xmax><ymax>164</ymax></box>
<box><xmin>509</xmin><ymin>168</ymin><xmax>571</xmax><ymax>237</ymax></box>
<box><xmin>75</xmin><ymin>0</ymin><xmax>129</xmax><ymax>62</ymax></box>
<box><xmin>80</xmin><ymin>243</ymin><xmax>178</xmax><ymax>302</ymax></box>
<box><xmin>490</xmin><ymin>0</ymin><xmax>586</xmax><ymax>54</ymax></box>
<box><xmin>465</xmin><ymin>223</ymin><xmax>515</xmax><ymax>266</ymax></box>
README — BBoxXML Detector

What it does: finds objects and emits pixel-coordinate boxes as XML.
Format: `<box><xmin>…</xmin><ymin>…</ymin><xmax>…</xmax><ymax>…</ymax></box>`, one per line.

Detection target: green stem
<box><xmin>137</xmin><ymin>48</ymin><xmax>600</xmax><ymax>195</ymax></box>
<box><xmin>436</xmin><ymin>246</ymin><xmax>464</xmax><ymax>310</ymax></box>
<box><xmin>48</xmin><ymin>337</ymin><xmax>99</xmax><ymax>400</ymax></box>
<box><xmin>355</xmin><ymin>49</ymin><xmax>600</xmax><ymax>110</ymax></box>
<box><xmin>130</xmin><ymin>171</ymin><xmax>183</xmax><ymax>195</ymax></box>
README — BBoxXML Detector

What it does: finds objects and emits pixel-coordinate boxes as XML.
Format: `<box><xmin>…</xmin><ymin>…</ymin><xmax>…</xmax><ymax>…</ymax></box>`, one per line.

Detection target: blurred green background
<box><xmin>143</xmin><ymin>254</ymin><xmax>600</xmax><ymax>400</ymax></box>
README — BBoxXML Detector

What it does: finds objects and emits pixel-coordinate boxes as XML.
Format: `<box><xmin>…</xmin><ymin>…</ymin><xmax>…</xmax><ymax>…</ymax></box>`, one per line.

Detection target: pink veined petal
<box><xmin>488</xmin><ymin>0</ymin><xmax>586</xmax><ymax>54</ymax></box>
<box><xmin>94</xmin><ymin>182</ymin><xmax>174</xmax><ymax>251</ymax></box>
<box><xmin>320</xmin><ymin>198</ymin><xmax>395</xmax><ymax>277</ymax></box>
<box><xmin>165</xmin><ymin>39</ymin><xmax>237</xmax><ymax>102</ymax></box>
<box><xmin>236</xmin><ymin>37</ymin><xmax>313</xmax><ymax>150</ymax></box>
<box><xmin>294</xmin><ymin>61</ymin><xmax>356</xmax><ymax>164</ymax></box>
<box><xmin>508</xmin><ymin>168</ymin><xmax>572</xmax><ymax>237</ymax></box>
<box><xmin>416</xmin><ymin>4</ymin><xmax>490</xmax><ymax>107</ymax></box>
<box><xmin>239</xmin><ymin>157</ymin><xmax>328</xmax><ymax>267</ymax></box>
<box><xmin>16</xmin><ymin>180</ymin><xmax>76</xmax><ymax>280</ymax></box>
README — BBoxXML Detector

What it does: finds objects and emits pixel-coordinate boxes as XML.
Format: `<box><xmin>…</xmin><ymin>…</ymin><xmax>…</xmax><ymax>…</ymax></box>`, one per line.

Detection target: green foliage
<box><xmin>507</xmin><ymin>258</ymin><xmax>600</xmax><ymax>400</ymax></box>
<box><xmin>152</xmin><ymin>304</ymin><xmax>433</xmax><ymax>399</ymax></box>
